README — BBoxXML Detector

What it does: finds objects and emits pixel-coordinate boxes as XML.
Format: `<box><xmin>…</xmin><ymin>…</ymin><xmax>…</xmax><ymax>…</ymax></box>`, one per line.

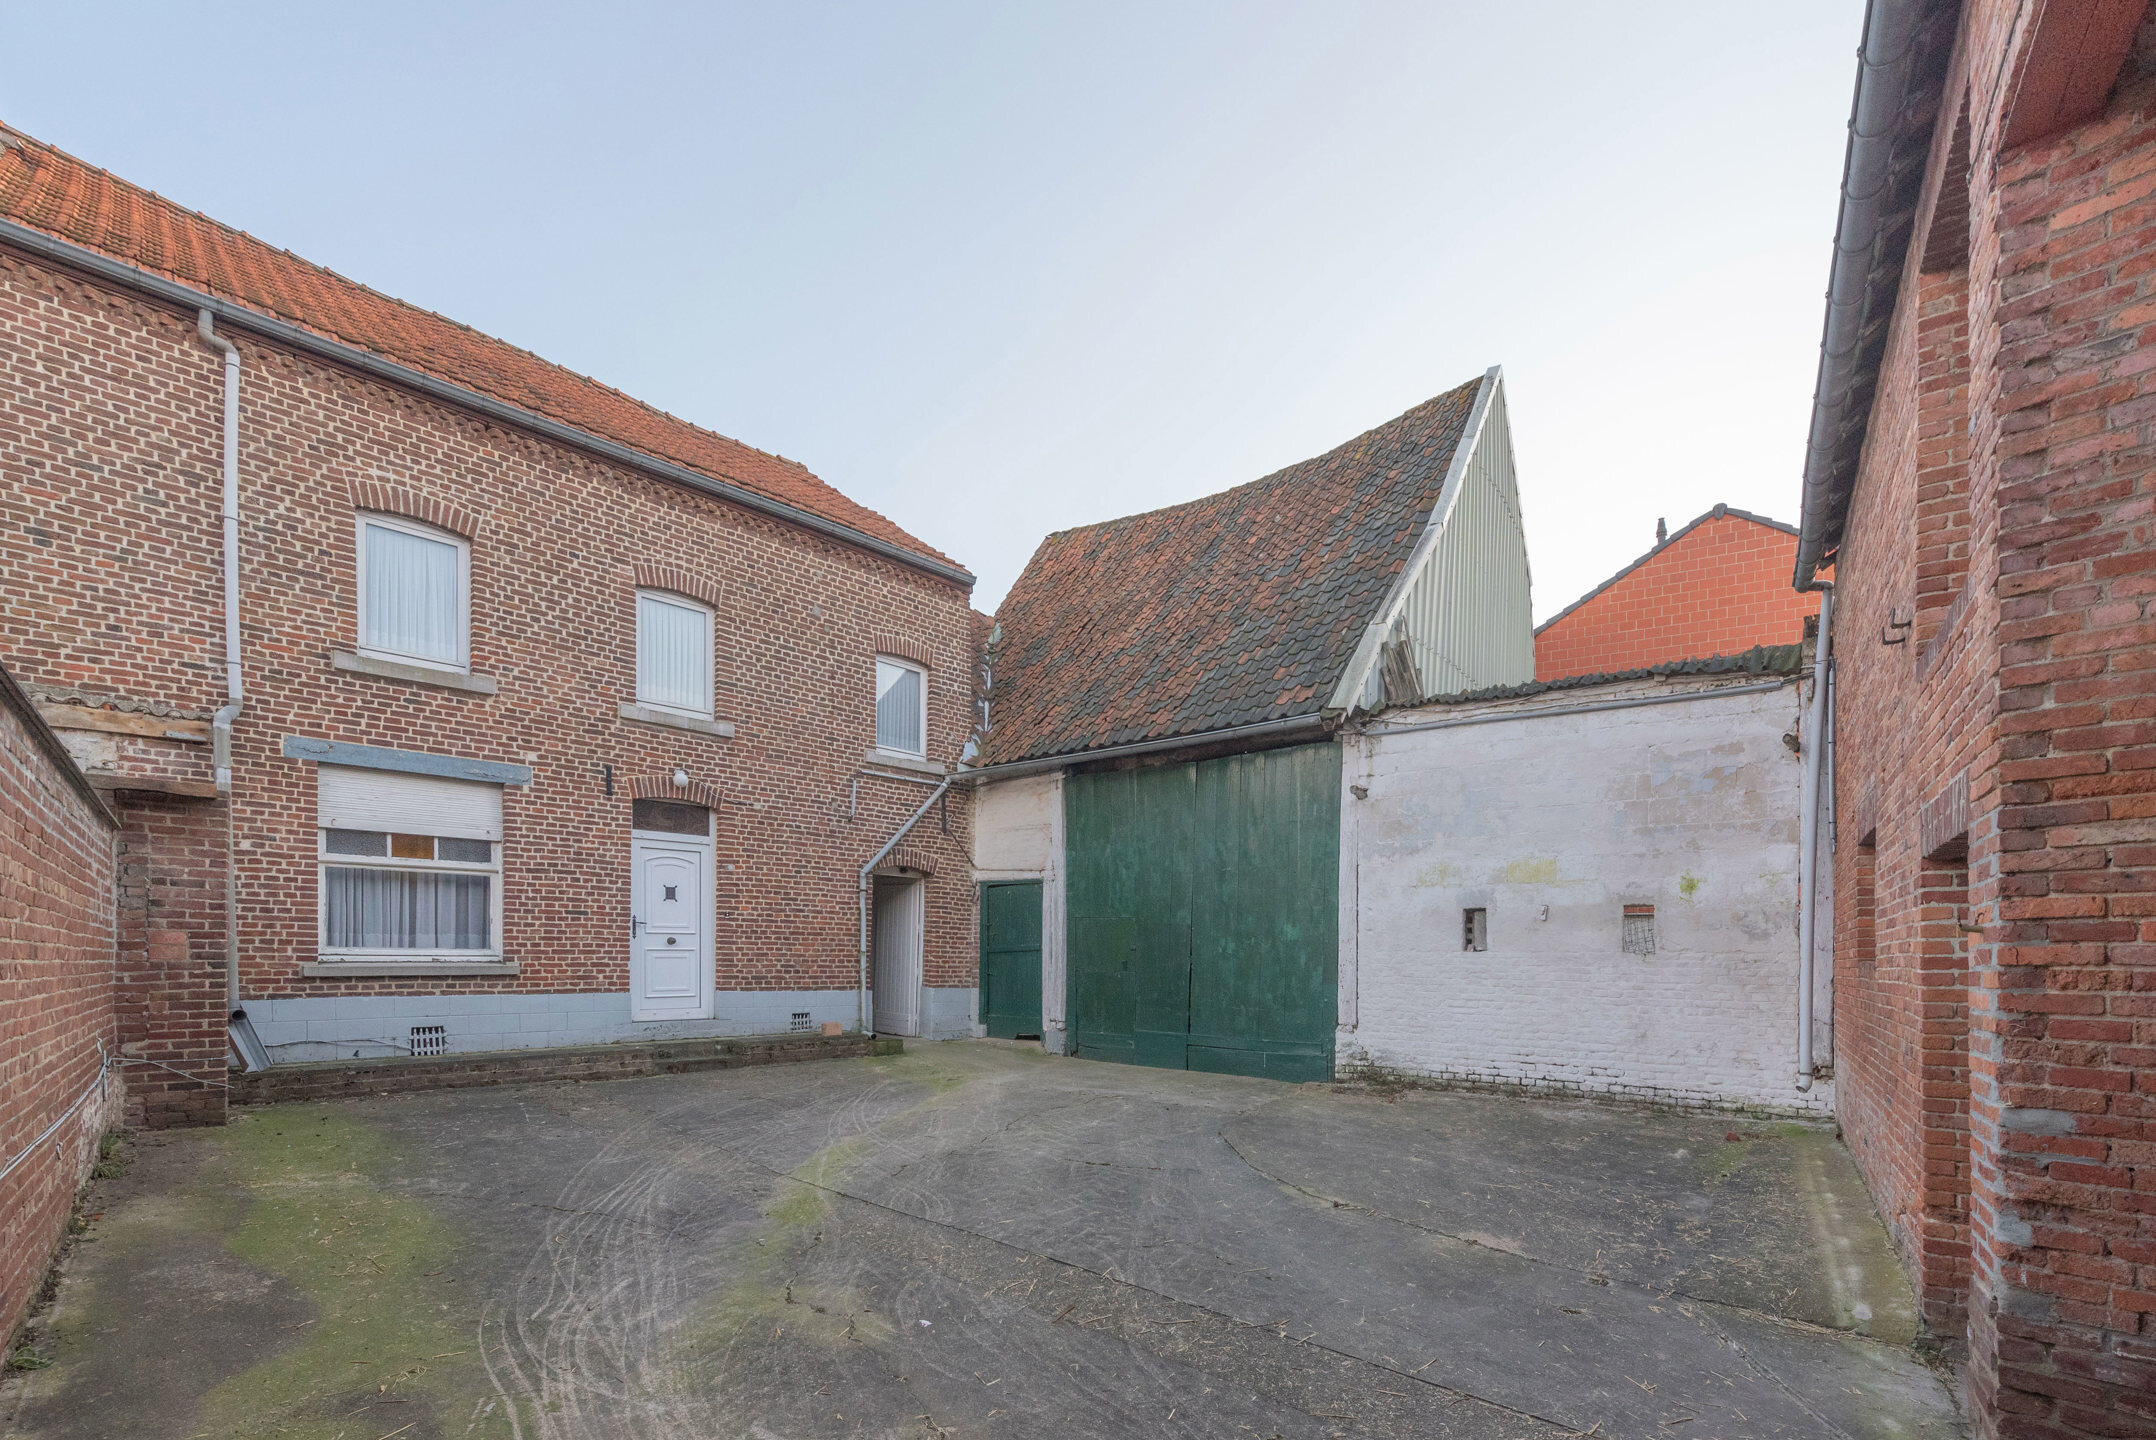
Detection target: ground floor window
<box><xmin>316</xmin><ymin>766</ymin><xmax>504</xmax><ymax>961</ymax></box>
<box><xmin>323</xmin><ymin>830</ymin><xmax>495</xmax><ymax>949</ymax></box>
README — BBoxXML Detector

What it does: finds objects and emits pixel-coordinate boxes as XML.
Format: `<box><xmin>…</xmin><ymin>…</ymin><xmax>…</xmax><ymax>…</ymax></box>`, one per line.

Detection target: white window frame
<box><xmin>635</xmin><ymin>589</ymin><xmax>715</xmax><ymax>720</ymax></box>
<box><xmin>874</xmin><ymin>656</ymin><xmax>929</xmax><ymax>759</ymax></box>
<box><xmin>316</xmin><ymin>829</ymin><xmax>504</xmax><ymax>963</ymax></box>
<box><xmin>354</xmin><ymin>511</ymin><xmax>471</xmax><ymax>673</ymax></box>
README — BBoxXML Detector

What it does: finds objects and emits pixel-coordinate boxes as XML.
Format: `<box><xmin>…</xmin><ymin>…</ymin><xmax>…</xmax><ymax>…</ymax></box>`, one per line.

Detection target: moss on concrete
<box><xmin>188</xmin><ymin>1109</ymin><xmax>514</xmax><ymax>1440</ymax></box>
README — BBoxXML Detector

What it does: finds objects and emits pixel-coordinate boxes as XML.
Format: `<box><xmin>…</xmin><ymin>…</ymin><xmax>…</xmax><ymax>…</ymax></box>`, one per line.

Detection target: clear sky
<box><xmin>5</xmin><ymin>2</ymin><xmax>1863</xmax><ymax>618</ymax></box>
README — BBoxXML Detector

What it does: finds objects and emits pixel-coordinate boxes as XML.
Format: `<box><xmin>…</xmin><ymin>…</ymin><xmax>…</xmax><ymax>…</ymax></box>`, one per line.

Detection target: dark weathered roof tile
<box><xmin>982</xmin><ymin>378</ymin><xmax>1484</xmax><ymax>764</ymax></box>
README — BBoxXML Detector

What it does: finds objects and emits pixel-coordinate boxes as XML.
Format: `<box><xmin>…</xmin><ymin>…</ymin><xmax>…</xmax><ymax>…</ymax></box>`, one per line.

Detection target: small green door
<box><xmin>980</xmin><ymin>880</ymin><xmax>1044</xmax><ymax>1039</ymax></box>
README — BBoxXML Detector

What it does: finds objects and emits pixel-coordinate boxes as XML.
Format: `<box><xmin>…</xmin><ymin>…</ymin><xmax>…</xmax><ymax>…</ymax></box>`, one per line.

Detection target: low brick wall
<box><xmin>231</xmin><ymin>1032</ymin><xmax>904</xmax><ymax>1105</ymax></box>
<box><xmin>0</xmin><ymin>665</ymin><xmax>120</xmax><ymax>1348</ymax></box>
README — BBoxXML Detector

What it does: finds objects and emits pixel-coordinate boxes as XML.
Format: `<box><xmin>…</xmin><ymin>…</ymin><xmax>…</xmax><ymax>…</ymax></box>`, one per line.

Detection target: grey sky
<box><xmin>5</xmin><ymin>2</ymin><xmax>1862</xmax><ymax>617</ymax></box>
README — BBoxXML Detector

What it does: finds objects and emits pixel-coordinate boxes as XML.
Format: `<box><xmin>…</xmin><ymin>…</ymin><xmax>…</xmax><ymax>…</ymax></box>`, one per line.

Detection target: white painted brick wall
<box><xmin>972</xmin><ymin>769</ymin><xmax>1068</xmax><ymax>1052</ymax></box>
<box><xmin>1340</xmin><ymin>679</ymin><xmax>1833</xmax><ymax>1115</ymax></box>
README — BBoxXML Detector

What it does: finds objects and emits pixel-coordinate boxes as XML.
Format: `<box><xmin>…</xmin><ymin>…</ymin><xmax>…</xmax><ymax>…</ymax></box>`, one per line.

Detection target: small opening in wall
<box><xmin>1462</xmin><ymin>908</ymin><xmax>1487</xmax><ymax>952</ymax></box>
<box><xmin>790</xmin><ymin>1011</ymin><xmax>812</xmax><ymax>1033</ymax></box>
<box><xmin>410</xmin><ymin>1024</ymin><xmax>447</xmax><ymax>1057</ymax></box>
<box><xmin>1622</xmin><ymin>905</ymin><xmax>1655</xmax><ymax>956</ymax></box>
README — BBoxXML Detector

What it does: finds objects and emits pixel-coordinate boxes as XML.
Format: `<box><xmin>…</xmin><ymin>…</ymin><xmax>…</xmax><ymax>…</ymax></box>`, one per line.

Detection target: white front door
<box><xmin>871</xmin><ymin>875</ymin><xmax>924</xmax><ymax>1037</ymax></box>
<box><xmin>631</xmin><ymin>833</ymin><xmax>712</xmax><ymax>1021</ymax></box>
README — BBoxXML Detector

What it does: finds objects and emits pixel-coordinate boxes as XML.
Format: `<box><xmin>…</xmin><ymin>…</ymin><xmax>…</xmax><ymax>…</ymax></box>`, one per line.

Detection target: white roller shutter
<box><xmin>318</xmin><ymin>766</ymin><xmax>503</xmax><ymax>841</ymax></box>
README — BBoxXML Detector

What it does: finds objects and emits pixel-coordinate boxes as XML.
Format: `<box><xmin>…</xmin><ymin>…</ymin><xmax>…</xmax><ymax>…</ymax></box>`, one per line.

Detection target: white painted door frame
<box><xmin>630</xmin><ymin>828</ymin><xmax>714</xmax><ymax>1022</ymax></box>
<box><xmin>871</xmin><ymin>873</ymin><xmax>925</xmax><ymax>1037</ymax></box>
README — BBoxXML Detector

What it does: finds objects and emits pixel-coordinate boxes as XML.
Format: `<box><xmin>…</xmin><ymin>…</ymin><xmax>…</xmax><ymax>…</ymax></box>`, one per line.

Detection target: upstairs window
<box><xmin>358</xmin><ymin>513</ymin><xmax>468</xmax><ymax>670</ymax></box>
<box><xmin>875</xmin><ymin>657</ymin><xmax>926</xmax><ymax>757</ymax></box>
<box><xmin>636</xmin><ymin>591</ymin><xmax>713</xmax><ymax>718</ymax></box>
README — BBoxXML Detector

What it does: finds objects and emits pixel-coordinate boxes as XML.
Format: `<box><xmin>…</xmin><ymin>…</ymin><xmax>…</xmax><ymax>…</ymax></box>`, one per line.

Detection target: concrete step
<box><xmin>230</xmin><ymin>1032</ymin><xmax>904</xmax><ymax>1106</ymax></box>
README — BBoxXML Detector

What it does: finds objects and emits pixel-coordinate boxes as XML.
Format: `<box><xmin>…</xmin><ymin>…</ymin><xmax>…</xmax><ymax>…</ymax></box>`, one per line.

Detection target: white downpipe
<box><xmin>1795</xmin><ymin>585</ymin><xmax>1834</xmax><ymax>1091</ymax></box>
<box><xmin>199</xmin><ymin>311</ymin><xmax>242</xmax><ymax>789</ymax></box>
<box><xmin>198</xmin><ymin>311</ymin><xmax>242</xmax><ymax>1014</ymax></box>
<box><xmin>858</xmin><ymin>777</ymin><xmax>953</xmax><ymax>1036</ymax></box>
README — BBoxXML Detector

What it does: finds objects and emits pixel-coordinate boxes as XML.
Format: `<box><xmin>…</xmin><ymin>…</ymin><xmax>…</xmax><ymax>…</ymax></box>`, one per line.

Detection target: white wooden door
<box><xmin>871</xmin><ymin>876</ymin><xmax>924</xmax><ymax>1036</ymax></box>
<box><xmin>631</xmin><ymin>834</ymin><xmax>712</xmax><ymax>1021</ymax></box>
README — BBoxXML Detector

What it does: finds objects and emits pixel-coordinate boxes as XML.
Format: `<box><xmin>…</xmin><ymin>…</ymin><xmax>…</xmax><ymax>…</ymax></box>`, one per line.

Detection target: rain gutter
<box><xmin>959</xmin><ymin>713</ymin><xmax>1331</xmax><ymax>784</ymax></box>
<box><xmin>1793</xmin><ymin>0</ymin><xmax>1958</xmax><ymax>587</ymax></box>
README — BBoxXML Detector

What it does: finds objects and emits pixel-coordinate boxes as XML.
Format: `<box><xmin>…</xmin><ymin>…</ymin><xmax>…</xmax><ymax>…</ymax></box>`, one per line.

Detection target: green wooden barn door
<box><xmin>1064</xmin><ymin>744</ymin><xmax>1337</xmax><ymax>1080</ymax></box>
<box><xmin>980</xmin><ymin>880</ymin><xmax>1044</xmax><ymax>1039</ymax></box>
<box><xmin>1187</xmin><ymin>746</ymin><xmax>1339</xmax><ymax>1082</ymax></box>
<box><xmin>1065</xmin><ymin>764</ymin><xmax>1194</xmax><ymax>1066</ymax></box>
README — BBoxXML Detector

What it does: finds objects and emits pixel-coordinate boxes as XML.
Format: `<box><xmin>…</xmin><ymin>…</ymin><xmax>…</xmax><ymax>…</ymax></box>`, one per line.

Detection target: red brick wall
<box><xmin>0</xmin><ymin>674</ymin><xmax>120</xmax><ymax>1348</ymax></box>
<box><xmin>112</xmin><ymin>795</ymin><xmax>228</xmax><ymax>1128</ymax></box>
<box><xmin>0</xmin><ymin>247</ymin><xmax>977</xmax><ymax>1020</ymax></box>
<box><xmin>1830</xmin><ymin>4</ymin><xmax>2156</xmax><ymax>1431</ymax></box>
<box><xmin>1833</xmin><ymin>265</ymin><xmax>1994</xmax><ymax>1338</ymax></box>
<box><xmin>1533</xmin><ymin>509</ymin><xmax>1824</xmax><ymax>680</ymax></box>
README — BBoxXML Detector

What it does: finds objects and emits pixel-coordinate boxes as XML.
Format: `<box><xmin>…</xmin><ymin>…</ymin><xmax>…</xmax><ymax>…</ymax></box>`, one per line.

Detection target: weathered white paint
<box><xmin>1340</xmin><ymin>676</ymin><xmax>1833</xmax><ymax>1114</ymax></box>
<box><xmin>971</xmin><ymin>769</ymin><xmax>1069</xmax><ymax>1053</ymax></box>
<box><xmin>1340</xmin><ymin>369</ymin><xmax>1536</xmax><ymax>713</ymax></box>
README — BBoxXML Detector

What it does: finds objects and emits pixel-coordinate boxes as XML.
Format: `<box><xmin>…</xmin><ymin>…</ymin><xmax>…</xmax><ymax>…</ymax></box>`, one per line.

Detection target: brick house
<box><xmin>0</xmin><ymin>123</ymin><xmax>982</xmax><ymax>1132</ymax></box>
<box><xmin>1533</xmin><ymin>504</ymin><xmax>1824</xmax><ymax>681</ymax></box>
<box><xmin>1795</xmin><ymin>1</ymin><xmax>2156</xmax><ymax>1432</ymax></box>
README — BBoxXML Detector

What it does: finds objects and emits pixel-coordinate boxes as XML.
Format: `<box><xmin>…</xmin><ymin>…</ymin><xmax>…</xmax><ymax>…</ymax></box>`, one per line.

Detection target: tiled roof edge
<box><xmin>1419</xmin><ymin>643</ymin><xmax>1805</xmax><ymax>705</ymax></box>
<box><xmin>1532</xmin><ymin>503</ymin><xmax>1798</xmax><ymax>637</ymax></box>
<box><xmin>0</xmin><ymin>655</ymin><xmax>118</xmax><ymax>827</ymax></box>
<box><xmin>0</xmin><ymin>217</ymin><xmax>974</xmax><ymax>588</ymax></box>
<box><xmin>970</xmin><ymin>711</ymin><xmax>1333</xmax><ymax>778</ymax></box>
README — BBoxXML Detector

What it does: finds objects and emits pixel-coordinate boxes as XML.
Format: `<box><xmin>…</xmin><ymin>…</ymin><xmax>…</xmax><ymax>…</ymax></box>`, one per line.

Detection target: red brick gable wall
<box><xmin>1533</xmin><ymin>511</ymin><xmax>1824</xmax><ymax>681</ymax></box>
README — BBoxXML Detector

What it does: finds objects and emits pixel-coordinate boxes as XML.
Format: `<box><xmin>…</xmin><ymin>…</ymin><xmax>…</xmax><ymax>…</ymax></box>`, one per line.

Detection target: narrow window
<box><xmin>1462</xmin><ymin>908</ymin><xmax>1487</xmax><ymax>952</ymax></box>
<box><xmin>357</xmin><ymin>513</ymin><xmax>468</xmax><ymax>669</ymax></box>
<box><xmin>636</xmin><ymin>590</ymin><xmax>714</xmax><ymax>718</ymax></box>
<box><xmin>1622</xmin><ymin>904</ymin><xmax>1655</xmax><ymax>955</ymax></box>
<box><xmin>875</xmin><ymin>657</ymin><xmax>927</xmax><ymax>757</ymax></box>
<box><xmin>317</xmin><ymin>767</ymin><xmax>503</xmax><ymax>961</ymax></box>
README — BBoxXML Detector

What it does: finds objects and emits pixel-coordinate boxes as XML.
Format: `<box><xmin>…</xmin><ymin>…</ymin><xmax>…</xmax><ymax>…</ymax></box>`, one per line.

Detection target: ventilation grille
<box><xmin>410</xmin><ymin>1024</ymin><xmax>448</xmax><ymax>1057</ymax></box>
<box><xmin>1621</xmin><ymin>906</ymin><xmax>1656</xmax><ymax>956</ymax></box>
<box><xmin>790</xmin><ymin>1012</ymin><xmax>812</xmax><ymax>1033</ymax></box>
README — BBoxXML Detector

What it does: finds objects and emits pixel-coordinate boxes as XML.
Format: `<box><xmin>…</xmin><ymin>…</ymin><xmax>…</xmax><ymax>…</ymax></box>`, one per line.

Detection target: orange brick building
<box><xmin>1533</xmin><ymin>505</ymin><xmax>1824</xmax><ymax>681</ymax></box>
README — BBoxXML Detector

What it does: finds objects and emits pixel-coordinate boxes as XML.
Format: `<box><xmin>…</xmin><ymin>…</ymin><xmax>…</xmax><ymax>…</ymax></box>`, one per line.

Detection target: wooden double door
<box><xmin>1064</xmin><ymin>743</ymin><xmax>1338</xmax><ymax>1082</ymax></box>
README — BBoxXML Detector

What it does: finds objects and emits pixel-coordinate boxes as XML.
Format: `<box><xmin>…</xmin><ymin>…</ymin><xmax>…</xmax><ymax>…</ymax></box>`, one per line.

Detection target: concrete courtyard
<box><xmin>1</xmin><ymin>1044</ymin><xmax>1962</xmax><ymax>1439</ymax></box>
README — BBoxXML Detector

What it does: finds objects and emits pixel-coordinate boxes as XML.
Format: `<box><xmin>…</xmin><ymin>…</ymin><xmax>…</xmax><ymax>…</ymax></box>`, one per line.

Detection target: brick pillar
<box><xmin>114</xmin><ymin>795</ymin><xmax>228</xmax><ymax>1128</ymax></box>
<box><xmin>1960</xmin><ymin>80</ymin><xmax>2156</xmax><ymax>1436</ymax></box>
<box><xmin>1915</xmin><ymin>843</ymin><xmax>1975</xmax><ymax>1331</ymax></box>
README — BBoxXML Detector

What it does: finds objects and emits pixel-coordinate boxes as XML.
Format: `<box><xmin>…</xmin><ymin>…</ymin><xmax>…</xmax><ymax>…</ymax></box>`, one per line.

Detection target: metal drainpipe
<box><xmin>858</xmin><ymin>776</ymin><xmax>954</xmax><ymax>1036</ymax></box>
<box><xmin>1795</xmin><ymin>585</ymin><xmax>1834</xmax><ymax>1091</ymax></box>
<box><xmin>197</xmin><ymin>311</ymin><xmax>242</xmax><ymax>1008</ymax></box>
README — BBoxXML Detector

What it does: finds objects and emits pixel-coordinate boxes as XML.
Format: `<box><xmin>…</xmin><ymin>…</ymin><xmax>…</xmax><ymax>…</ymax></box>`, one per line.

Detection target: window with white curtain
<box><xmin>317</xmin><ymin>767</ymin><xmax>503</xmax><ymax>960</ymax></box>
<box><xmin>357</xmin><ymin>513</ymin><xmax>468</xmax><ymax>669</ymax></box>
<box><xmin>636</xmin><ymin>591</ymin><xmax>713</xmax><ymax>717</ymax></box>
<box><xmin>875</xmin><ymin>657</ymin><xmax>926</xmax><ymax>757</ymax></box>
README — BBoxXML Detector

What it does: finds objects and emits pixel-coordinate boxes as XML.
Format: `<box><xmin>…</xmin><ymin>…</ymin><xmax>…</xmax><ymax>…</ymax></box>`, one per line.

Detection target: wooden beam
<box><xmin>2005</xmin><ymin>0</ymin><xmax>2152</xmax><ymax>149</ymax></box>
<box><xmin>36</xmin><ymin>703</ymin><xmax>210</xmax><ymax>743</ymax></box>
<box><xmin>87</xmin><ymin>774</ymin><xmax>221</xmax><ymax>800</ymax></box>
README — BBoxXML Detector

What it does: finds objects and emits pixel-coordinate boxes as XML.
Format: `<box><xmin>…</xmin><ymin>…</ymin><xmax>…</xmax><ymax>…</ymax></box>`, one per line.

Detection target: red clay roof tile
<box><xmin>0</xmin><ymin>123</ymin><xmax>958</xmax><ymax>573</ymax></box>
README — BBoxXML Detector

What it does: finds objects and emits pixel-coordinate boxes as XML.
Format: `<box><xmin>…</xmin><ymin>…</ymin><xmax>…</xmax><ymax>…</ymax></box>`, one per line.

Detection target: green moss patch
<box><xmin>190</xmin><ymin>1109</ymin><xmax>514</xmax><ymax>1440</ymax></box>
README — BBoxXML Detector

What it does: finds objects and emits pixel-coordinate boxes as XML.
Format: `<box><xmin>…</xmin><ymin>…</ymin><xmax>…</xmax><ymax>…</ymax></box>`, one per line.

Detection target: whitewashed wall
<box><xmin>1338</xmin><ymin>676</ymin><xmax>1831</xmax><ymax>1113</ymax></box>
<box><xmin>971</xmin><ymin>770</ymin><xmax>1069</xmax><ymax>1053</ymax></box>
